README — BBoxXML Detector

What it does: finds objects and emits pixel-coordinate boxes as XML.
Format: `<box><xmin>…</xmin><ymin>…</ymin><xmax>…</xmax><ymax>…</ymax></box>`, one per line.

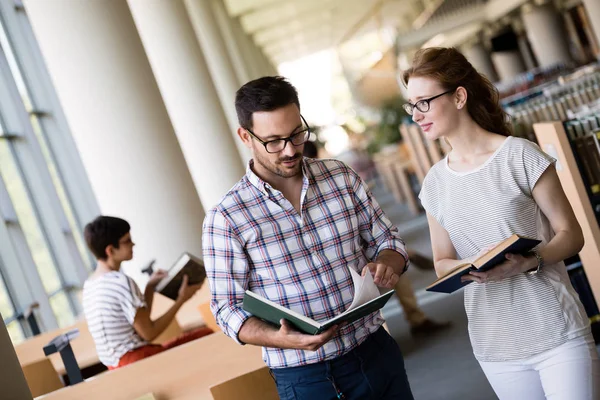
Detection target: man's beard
<box><xmin>254</xmin><ymin>151</ymin><xmax>303</xmax><ymax>178</ymax></box>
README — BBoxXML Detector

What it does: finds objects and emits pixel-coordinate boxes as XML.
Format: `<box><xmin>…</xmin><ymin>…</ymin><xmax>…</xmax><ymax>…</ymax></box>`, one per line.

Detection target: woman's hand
<box><xmin>462</xmin><ymin>253</ymin><xmax>538</xmax><ymax>284</ymax></box>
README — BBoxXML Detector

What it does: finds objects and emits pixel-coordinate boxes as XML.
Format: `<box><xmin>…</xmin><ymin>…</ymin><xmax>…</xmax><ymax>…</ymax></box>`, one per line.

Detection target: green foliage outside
<box><xmin>366</xmin><ymin>96</ymin><xmax>409</xmax><ymax>155</ymax></box>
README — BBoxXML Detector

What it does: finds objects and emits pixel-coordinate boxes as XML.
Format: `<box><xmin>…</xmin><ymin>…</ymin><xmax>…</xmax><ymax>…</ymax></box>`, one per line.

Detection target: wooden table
<box><xmin>37</xmin><ymin>333</ymin><xmax>264</xmax><ymax>400</ymax></box>
<box><xmin>15</xmin><ymin>320</ymin><xmax>100</xmax><ymax>376</ymax></box>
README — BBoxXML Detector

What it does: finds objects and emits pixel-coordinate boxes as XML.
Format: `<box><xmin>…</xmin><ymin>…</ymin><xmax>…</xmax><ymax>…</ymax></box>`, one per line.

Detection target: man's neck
<box><xmin>251</xmin><ymin>161</ymin><xmax>304</xmax><ymax>194</ymax></box>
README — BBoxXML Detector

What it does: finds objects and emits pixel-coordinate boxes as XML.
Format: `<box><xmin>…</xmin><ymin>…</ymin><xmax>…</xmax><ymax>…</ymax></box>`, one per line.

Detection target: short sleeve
<box><xmin>418</xmin><ymin>170</ymin><xmax>440</xmax><ymax>221</ymax></box>
<box><xmin>121</xmin><ymin>276</ymin><xmax>147</xmax><ymax>325</ymax></box>
<box><xmin>520</xmin><ymin>139</ymin><xmax>556</xmax><ymax>195</ymax></box>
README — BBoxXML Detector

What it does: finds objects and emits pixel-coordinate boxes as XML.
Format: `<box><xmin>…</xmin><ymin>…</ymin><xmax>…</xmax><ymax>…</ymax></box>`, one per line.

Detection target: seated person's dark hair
<box><xmin>235</xmin><ymin>76</ymin><xmax>300</xmax><ymax>130</ymax></box>
<box><xmin>84</xmin><ymin>216</ymin><xmax>130</xmax><ymax>260</ymax></box>
<box><xmin>303</xmin><ymin>140</ymin><xmax>318</xmax><ymax>158</ymax></box>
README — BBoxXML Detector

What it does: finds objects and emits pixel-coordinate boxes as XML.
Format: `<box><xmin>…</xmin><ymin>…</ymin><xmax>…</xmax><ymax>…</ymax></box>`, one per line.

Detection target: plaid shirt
<box><xmin>202</xmin><ymin>158</ymin><xmax>408</xmax><ymax>368</ymax></box>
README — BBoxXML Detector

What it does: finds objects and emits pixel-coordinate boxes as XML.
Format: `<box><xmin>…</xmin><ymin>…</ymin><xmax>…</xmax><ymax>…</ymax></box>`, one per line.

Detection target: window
<box><xmin>0</xmin><ymin>1</ymin><xmax>99</xmax><ymax>342</ymax></box>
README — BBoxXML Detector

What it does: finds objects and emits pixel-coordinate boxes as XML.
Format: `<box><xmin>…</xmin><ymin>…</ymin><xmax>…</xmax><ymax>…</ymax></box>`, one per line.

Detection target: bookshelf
<box><xmin>533</xmin><ymin>121</ymin><xmax>600</xmax><ymax>301</ymax></box>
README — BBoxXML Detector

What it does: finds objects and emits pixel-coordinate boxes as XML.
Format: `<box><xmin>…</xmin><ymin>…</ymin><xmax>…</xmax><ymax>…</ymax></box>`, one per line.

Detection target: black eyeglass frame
<box><xmin>245</xmin><ymin>115</ymin><xmax>311</xmax><ymax>153</ymax></box>
<box><xmin>402</xmin><ymin>89</ymin><xmax>456</xmax><ymax>115</ymax></box>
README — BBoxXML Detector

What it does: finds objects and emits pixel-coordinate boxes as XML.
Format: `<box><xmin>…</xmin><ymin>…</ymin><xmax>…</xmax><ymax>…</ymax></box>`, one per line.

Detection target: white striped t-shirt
<box><xmin>419</xmin><ymin>136</ymin><xmax>590</xmax><ymax>362</ymax></box>
<box><xmin>82</xmin><ymin>271</ymin><xmax>148</xmax><ymax>367</ymax></box>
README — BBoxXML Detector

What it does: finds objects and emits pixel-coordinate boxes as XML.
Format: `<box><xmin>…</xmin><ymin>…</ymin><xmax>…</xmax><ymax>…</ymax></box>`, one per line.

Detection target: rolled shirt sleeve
<box><xmin>202</xmin><ymin>207</ymin><xmax>252</xmax><ymax>344</ymax></box>
<box><xmin>349</xmin><ymin>166</ymin><xmax>410</xmax><ymax>272</ymax></box>
<box><xmin>122</xmin><ymin>276</ymin><xmax>147</xmax><ymax>325</ymax></box>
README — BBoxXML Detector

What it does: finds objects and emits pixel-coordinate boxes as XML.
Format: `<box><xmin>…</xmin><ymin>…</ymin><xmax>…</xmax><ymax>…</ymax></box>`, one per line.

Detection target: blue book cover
<box><xmin>426</xmin><ymin>235</ymin><xmax>541</xmax><ymax>294</ymax></box>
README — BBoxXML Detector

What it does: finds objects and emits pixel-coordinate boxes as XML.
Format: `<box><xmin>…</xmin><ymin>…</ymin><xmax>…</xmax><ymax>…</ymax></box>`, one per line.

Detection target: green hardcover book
<box><xmin>243</xmin><ymin>267</ymin><xmax>394</xmax><ymax>335</ymax></box>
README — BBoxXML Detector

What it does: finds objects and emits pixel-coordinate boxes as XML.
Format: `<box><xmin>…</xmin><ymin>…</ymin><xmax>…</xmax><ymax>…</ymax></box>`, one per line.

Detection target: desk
<box><xmin>37</xmin><ymin>333</ymin><xmax>264</xmax><ymax>400</ymax></box>
<box><xmin>15</xmin><ymin>320</ymin><xmax>99</xmax><ymax>376</ymax></box>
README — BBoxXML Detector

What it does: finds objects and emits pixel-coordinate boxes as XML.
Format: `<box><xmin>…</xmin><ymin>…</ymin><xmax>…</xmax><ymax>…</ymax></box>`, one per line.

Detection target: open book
<box><xmin>242</xmin><ymin>267</ymin><xmax>394</xmax><ymax>335</ymax></box>
<box><xmin>154</xmin><ymin>252</ymin><xmax>206</xmax><ymax>300</ymax></box>
<box><xmin>426</xmin><ymin>234</ymin><xmax>541</xmax><ymax>294</ymax></box>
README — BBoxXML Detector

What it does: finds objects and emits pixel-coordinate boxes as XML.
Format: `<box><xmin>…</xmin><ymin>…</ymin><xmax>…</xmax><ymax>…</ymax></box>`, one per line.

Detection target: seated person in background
<box><xmin>82</xmin><ymin>216</ymin><xmax>213</xmax><ymax>369</ymax></box>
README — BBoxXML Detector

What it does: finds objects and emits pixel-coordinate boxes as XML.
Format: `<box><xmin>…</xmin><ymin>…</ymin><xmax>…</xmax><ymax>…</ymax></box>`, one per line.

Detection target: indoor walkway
<box><xmin>373</xmin><ymin>183</ymin><xmax>497</xmax><ymax>400</ymax></box>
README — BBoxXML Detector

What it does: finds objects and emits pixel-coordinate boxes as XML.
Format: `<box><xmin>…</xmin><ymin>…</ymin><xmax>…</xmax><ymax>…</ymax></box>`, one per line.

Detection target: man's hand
<box><xmin>177</xmin><ymin>275</ymin><xmax>203</xmax><ymax>303</ymax></box>
<box><xmin>362</xmin><ymin>262</ymin><xmax>399</xmax><ymax>288</ymax></box>
<box><xmin>276</xmin><ymin>319</ymin><xmax>339</xmax><ymax>351</ymax></box>
<box><xmin>462</xmin><ymin>253</ymin><xmax>537</xmax><ymax>284</ymax></box>
<box><xmin>147</xmin><ymin>269</ymin><xmax>168</xmax><ymax>288</ymax></box>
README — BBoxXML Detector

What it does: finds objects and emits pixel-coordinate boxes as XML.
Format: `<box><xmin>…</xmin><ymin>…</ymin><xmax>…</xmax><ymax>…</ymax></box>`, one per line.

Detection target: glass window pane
<box><xmin>49</xmin><ymin>291</ymin><xmax>75</xmax><ymax>328</ymax></box>
<box><xmin>29</xmin><ymin>116</ymin><xmax>91</xmax><ymax>271</ymax></box>
<box><xmin>6</xmin><ymin>320</ymin><xmax>24</xmax><ymax>345</ymax></box>
<box><xmin>0</xmin><ymin>141</ymin><xmax>61</xmax><ymax>294</ymax></box>
<box><xmin>0</xmin><ymin>20</ymin><xmax>32</xmax><ymax>110</ymax></box>
<box><xmin>0</xmin><ymin>275</ymin><xmax>23</xmax><ymax>344</ymax></box>
<box><xmin>0</xmin><ymin>274</ymin><xmax>15</xmax><ymax>322</ymax></box>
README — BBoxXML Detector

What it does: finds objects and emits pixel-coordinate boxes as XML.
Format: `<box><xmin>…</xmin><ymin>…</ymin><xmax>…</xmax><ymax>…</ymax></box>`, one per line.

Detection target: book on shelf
<box><xmin>154</xmin><ymin>252</ymin><xmax>206</xmax><ymax>300</ymax></box>
<box><xmin>426</xmin><ymin>234</ymin><xmax>541</xmax><ymax>294</ymax></box>
<box><xmin>242</xmin><ymin>267</ymin><xmax>394</xmax><ymax>335</ymax></box>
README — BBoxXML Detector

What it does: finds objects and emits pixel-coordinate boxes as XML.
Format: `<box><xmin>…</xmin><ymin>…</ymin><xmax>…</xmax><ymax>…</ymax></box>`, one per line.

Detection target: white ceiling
<box><xmin>223</xmin><ymin>0</ymin><xmax>528</xmax><ymax>65</ymax></box>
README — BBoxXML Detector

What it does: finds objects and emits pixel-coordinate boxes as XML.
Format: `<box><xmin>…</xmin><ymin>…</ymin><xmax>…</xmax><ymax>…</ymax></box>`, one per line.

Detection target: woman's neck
<box><xmin>446</xmin><ymin>118</ymin><xmax>500</xmax><ymax>162</ymax></box>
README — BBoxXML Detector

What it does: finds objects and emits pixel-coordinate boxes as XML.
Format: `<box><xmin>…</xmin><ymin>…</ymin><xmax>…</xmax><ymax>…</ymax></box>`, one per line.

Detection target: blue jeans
<box><xmin>270</xmin><ymin>327</ymin><xmax>414</xmax><ymax>400</ymax></box>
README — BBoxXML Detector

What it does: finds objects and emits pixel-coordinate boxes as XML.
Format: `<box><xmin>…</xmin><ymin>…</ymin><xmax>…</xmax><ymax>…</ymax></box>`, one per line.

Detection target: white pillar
<box><xmin>491</xmin><ymin>51</ymin><xmax>526</xmax><ymax>82</ymax></box>
<box><xmin>260</xmin><ymin>50</ymin><xmax>279</xmax><ymax>75</ymax></box>
<box><xmin>521</xmin><ymin>3</ymin><xmax>572</xmax><ymax>67</ymax></box>
<box><xmin>462</xmin><ymin>42</ymin><xmax>499</xmax><ymax>82</ymax></box>
<box><xmin>0</xmin><ymin>320</ymin><xmax>32</xmax><ymax>400</ymax></box>
<box><xmin>211</xmin><ymin>0</ymin><xmax>251</xmax><ymax>85</ymax></box>
<box><xmin>24</xmin><ymin>0</ymin><xmax>206</xmax><ymax>285</ymax></box>
<box><xmin>232</xmin><ymin>17</ymin><xmax>263</xmax><ymax>80</ymax></box>
<box><xmin>128</xmin><ymin>0</ymin><xmax>248</xmax><ymax>198</ymax></box>
<box><xmin>183</xmin><ymin>0</ymin><xmax>247</xmax><ymax>139</ymax></box>
<box><xmin>583</xmin><ymin>0</ymin><xmax>600</xmax><ymax>55</ymax></box>
<box><xmin>517</xmin><ymin>35</ymin><xmax>537</xmax><ymax>71</ymax></box>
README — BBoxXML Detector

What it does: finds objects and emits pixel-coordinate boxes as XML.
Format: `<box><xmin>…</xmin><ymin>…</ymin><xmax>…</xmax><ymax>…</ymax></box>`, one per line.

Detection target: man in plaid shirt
<box><xmin>202</xmin><ymin>77</ymin><xmax>414</xmax><ymax>399</ymax></box>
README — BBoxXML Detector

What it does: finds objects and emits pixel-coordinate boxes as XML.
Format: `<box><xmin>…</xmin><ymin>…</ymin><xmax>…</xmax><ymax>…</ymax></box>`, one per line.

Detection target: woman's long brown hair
<box><xmin>403</xmin><ymin>47</ymin><xmax>512</xmax><ymax>137</ymax></box>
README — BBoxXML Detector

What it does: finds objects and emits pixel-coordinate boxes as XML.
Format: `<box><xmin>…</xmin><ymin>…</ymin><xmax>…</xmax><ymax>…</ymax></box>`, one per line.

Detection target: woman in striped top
<box><xmin>403</xmin><ymin>47</ymin><xmax>599</xmax><ymax>399</ymax></box>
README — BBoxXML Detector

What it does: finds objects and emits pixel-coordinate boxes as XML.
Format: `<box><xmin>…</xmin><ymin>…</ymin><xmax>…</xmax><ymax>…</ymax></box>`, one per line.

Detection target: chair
<box><xmin>209</xmin><ymin>366</ymin><xmax>279</xmax><ymax>400</ymax></box>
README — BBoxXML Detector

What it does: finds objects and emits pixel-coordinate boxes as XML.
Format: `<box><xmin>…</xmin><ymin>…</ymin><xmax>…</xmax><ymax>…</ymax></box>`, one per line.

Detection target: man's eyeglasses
<box><xmin>402</xmin><ymin>89</ymin><xmax>455</xmax><ymax>116</ymax></box>
<box><xmin>245</xmin><ymin>115</ymin><xmax>311</xmax><ymax>153</ymax></box>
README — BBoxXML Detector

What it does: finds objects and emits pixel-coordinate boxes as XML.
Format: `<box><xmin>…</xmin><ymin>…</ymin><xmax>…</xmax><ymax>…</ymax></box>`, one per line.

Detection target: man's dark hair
<box><xmin>84</xmin><ymin>216</ymin><xmax>130</xmax><ymax>260</ymax></box>
<box><xmin>235</xmin><ymin>76</ymin><xmax>300</xmax><ymax>130</ymax></box>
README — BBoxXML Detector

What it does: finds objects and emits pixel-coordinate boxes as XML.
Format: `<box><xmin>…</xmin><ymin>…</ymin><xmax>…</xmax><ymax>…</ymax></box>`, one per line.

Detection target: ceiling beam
<box><xmin>485</xmin><ymin>0</ymin><xmax>528</xmax><ymax>21</ymax></box>
<box><xmin>264</xmin><ymin>26</ymin><xmax>337</xmax><ymax>55</ymax></box>
<box><xmin>224</xmin><ymin>0</ymin><xmax>284</xmax><ymax>17</ymax></box>
<box><xmin>253</xmin><ymin>2</ymin><xmax>369</xmax><ymax>46</ymax></box>
<box><xmin>397</xmin><ymin>5</ymin><xmax>485</xmax><ymax>48</ymax></box>
<box><xmin>241</xmin><ymin>0</ymin><xmax>348</xmax><ymax>33</ymax></box>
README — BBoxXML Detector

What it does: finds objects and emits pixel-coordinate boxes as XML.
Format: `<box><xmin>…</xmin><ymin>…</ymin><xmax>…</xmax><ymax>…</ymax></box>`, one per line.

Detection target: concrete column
<box><xmin>517</xmin><ymin>35</ymin><xmax>537</xmax><ymax>71</ymax></box>
<box><xmin>24</xmin><ymin>0</ymin><xmax>206</xmax><ymax>284</ymax></box>
<box><xmin>0</xmin><ymin>319</ymin><xmax>32</xmax><ymax>400</ymax></box>
<box><xmin>583</xmin><ymin>0</ymin><xmax>600</xmax><ymax>56</ymax></box>
<box><xmin>211</xmin><ymin>0</ymin><xmax>251</xmax><ymax>85</ymax></box>
<box><xmin>511</xmin><ymin>17</ymin><xmax>538</xmax><ymax>70</ymax></box>
<box><xmin>260</xmin><ymin>50</ymin><xmax>279</xmax><ymax>75</ymax></box>
<box><xmin>184</xmin><ymin>0</ymin><xmax>247</xmax><ymax>138</ymax></box>
<box><xmin>252</xmin><ymin>43</ymin><xmax>275</xmax><ymax>76</ymax></box>
<box><xmin>491</xmin><ymin>51</ymin><xmax>526</xmax><ymax>82</ymax></box>
<box><xmin>521</xmin><ymin>2</ymin><xmax>572</xmax><ymax>67</ymax></box>
<box><xmin>231</xmin><ymin>17</ymin><xmax>263</xmax><ymax>80</ymax></box>
<box><xmin>128</xmin><ymin>0</ymin><xmax>249</xmax><ymax>192</ymax></box>
<box><xmin>462</xmin><ymin>41</ymin><xmax>499</xmax><ymax>82</ymax></box>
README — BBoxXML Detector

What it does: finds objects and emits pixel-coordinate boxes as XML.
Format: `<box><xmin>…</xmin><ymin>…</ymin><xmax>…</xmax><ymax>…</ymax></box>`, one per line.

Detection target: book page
<box><xmin>346</xmin><ymin>268</ymin><xmax>382</xmax><ymax>312</ymax></box>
